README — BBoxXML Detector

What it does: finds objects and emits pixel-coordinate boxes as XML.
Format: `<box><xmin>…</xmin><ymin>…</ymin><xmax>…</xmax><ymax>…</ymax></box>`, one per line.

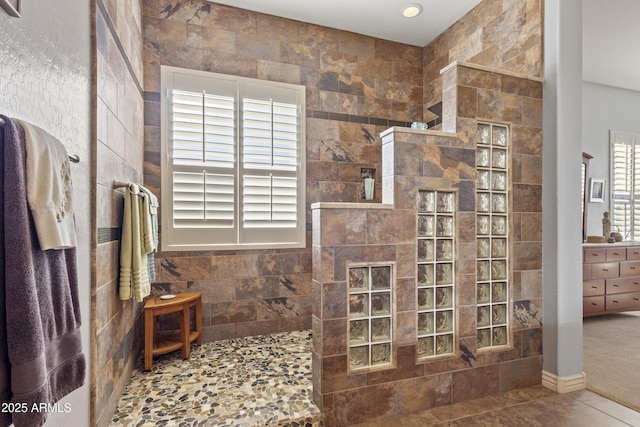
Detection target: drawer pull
<box><xmin>603</xmin><ymin>268</ymin><xmax>609</xmax><ymax>272</ymax></box>
<box><xmin>592</xmin><ymin>286</ymin><xmax>598</xmax><ymax>289</ymax></box>
<box><xmin>614</xmin><ymin>252</ymin><xmax>620</xmax><ymax>255</ymax></box>
<box><xmin>591</xmin><ymin>303</ymin><xmax>598</xmax><ymax>306</ymax></box>
<box><xmin>632</xmin><ymin>267</ymin><xmax>637</xmax><ymax>270</ymax></box>
<box><xmin>613</xmin><ymin>300</ymin><xmax>619</xmax><ymax>303</ymax></box>
<box><xmin>635</xmin><ymin>298</ymin><xmax>639</xmax><ymax>301</ymax></box>
<box><xmin>613</xmin><ymin>284</ymin><xmax>619</xmax><ymax>287</ymax></box>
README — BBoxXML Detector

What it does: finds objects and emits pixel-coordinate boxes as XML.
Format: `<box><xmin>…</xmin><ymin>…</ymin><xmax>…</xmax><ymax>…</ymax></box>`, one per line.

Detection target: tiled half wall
<box><xmin>311</xmin><ymin>63</ymin><xmax>543</xmax><ymax>427</ymax></box>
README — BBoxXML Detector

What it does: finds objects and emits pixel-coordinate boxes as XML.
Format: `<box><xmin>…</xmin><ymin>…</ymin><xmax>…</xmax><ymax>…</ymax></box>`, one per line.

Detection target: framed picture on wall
<box><xmin>589</xmin><ymin>178</ymin><xmax>605</xmax><ymax>203</ymax></box>
<box><xmin>0</xmin><ymin>0</ymin><xmax>20</xmax><ymax>18</ymax></box>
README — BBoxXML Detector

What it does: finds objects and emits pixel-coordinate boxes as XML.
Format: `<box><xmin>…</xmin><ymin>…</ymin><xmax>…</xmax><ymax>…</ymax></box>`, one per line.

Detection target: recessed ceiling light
<box><xmin>401</xmin><ymin>3</ymin><xmax>423</xmax><ymax>18</ymax></box>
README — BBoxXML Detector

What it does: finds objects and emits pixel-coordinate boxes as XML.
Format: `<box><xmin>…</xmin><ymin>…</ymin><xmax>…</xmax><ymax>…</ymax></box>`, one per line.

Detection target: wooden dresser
<box><xmin>583</xmin><ymin>244</ymin><xmax>640</xmax><ymax>316</ymax></box>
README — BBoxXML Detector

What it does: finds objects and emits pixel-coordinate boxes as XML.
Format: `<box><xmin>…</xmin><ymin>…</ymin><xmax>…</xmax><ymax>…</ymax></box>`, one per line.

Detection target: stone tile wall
<box><xmin>312</xmin><ymin>63</ymin><xmax>543</xmax><ymax>426</ymax></box>
<box><xmin>141</xmin><ymin>0</ymin><xmax>424</xmax><ymax>341</ymax></box>
<box><xmin>94</xmin><ymin>0</ymin><xmax>145</xmax><ymax>425</ymax></box>
<box><xmin>423</xmin><ymin>0</ymin><xmax>542</xmax><ymax>125</ymax></box>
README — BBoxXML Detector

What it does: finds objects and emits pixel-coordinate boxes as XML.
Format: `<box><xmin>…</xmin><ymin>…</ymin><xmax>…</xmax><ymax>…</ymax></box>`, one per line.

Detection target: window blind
<box><xmin>171</xmin><ymin>89</ymin><xmax>235</xmax><ymax>228</ymax></box>
<box><xmin>242</xmin><ymin>97</ymin><xmax>298</xmax><ymax>229</ymax></box>
<box><xmin>611</xmin><ymin>132</ymin><xmax>640</xmax><ymax>240</ymax></box>
<box><xmin>161</xmin><ymin>66</ymin><xmax>305</xmax><ymax>251</ymax></box>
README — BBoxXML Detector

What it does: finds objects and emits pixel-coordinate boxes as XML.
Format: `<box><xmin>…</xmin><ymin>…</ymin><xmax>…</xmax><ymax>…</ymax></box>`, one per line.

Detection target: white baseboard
<box><xmin>541</xmin><ymin>370</ymin><xmax>586</xmax><ymax>393</ymax></box>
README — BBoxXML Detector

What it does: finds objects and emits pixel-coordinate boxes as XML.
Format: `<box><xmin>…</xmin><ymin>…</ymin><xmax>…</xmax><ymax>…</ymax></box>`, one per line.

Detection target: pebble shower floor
<box><xmin>110</xmin><ymin>330</ymin><xmax>321</xmax><ymax>426</ymax></box>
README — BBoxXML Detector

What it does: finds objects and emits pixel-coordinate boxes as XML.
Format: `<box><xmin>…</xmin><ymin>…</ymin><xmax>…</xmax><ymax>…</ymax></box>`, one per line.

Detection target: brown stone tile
<box><xmin>457</xmin><ymin>85</ymin><xmax>479</xmax><ymax>119</ymax></box>
<box><xmin>157</xmin><ymin>256</ymin><xmax>212</xmax><ymax>282</ymax></box>
<box><xmin>501</xmin><ymin>75</ymin><xmax>543</xmax><ymax>98</ymax></box>
<box><xmin>234</xmin><ymin>276</ymin><xmax>279</xmax><ymax>300</ymax></box>
<box><xmin>520</xmin><ymin>212</ymin><xmax>542</xmax><ymax>241</ymax></box>
<box><xmin>257</xmin><ymin>252</ymin><xmax>302</xmax><ymax>276</ymax></box>
<box><xmin>513</xmin><ymin>184</ymin><xmax>542</xmax><ymax>213</ymax></box>
<box><xmin>366</xmin><ymin>209</ymin><xmax>416</xmax><ymax>244</ymax></box>
<box><xmin>211</xmin><ymin>300</ymin><xmax>257</xmax><ymax>325</ymax></box>
<box><xmin>458</xmin><ymin>66</ymin><xmax>501</xmax><ymax>91</ymax></box>
<box><xmin>511</xmin><ymin>124</ymin><xmax>542</xmax><ymax>155</ymax></box>
<box><xmin>522</xmin><ymin>97</ymin><xmax>543</xmax><ymax>128</ymax></box>
<box><xmin>395</xmin><ymin>277</ymin><xmax>416</xmax><ymax>312</ymax></box>
<box><xmin>322</xmin><ymin>281</ymin><xmax>347</xmax><ymax>320</ymax></box>
<box><xmin>520</xmin><ymin>327</ymin><xmax>543</xmax><ymax>358</ymax></box>
<box><xmin>457</xmin><ymin>242</ymin><xmax>477</xmax><ymax>275</ymax></box>
<box><xmin>395</xmin><ymin>310</ymin><xmax>417</xmax><ymax>346</ymax></box>
<box><xmin>321</xmin><ymin>318</ymin><xmax>348</xmax><ymax>356</ymax></box>
<box><xmin>210</xmin><ymin>254</ymin><xmax>259</xmax><ymax>279</ymax></box>
<box><xmin>397</xmin><ymin>373</ymin><xmax>453</xmax><ymax>415</ymax></box>
<box><xmin>185</xmin><ymin>25</ymin><xmax>234</xmax><ymax>53</ymax></box>
<box><xmin>457</xmin><ymin>305</ymin><xmax>477</xmax><ymax>338</ymax></box>
<box><xmin>457</xmin><ymin>274</ymin><xmax>477</xmax><ymax>306</ymax></box>
<box><xmin>499</xmin><ymin>356</ymin><xmax>542</xmax><ymax>392</ymax></box>
<box><xmin>512</xmin><ymin>241</ymin><xmax>542</xmax><ymax>270</ymax></box>
<box><xmin>477</xmin><ymin>89</ymin><xmax>522</xmax><ymax>124</ymax></box>
<box><xmin>234</xmin><ymin>319</ymin><xmax>279</xmax><ymax>337</ymax></box>
<box><xmin>426</xmin><ymin>395</ymin><xmax>502</xmax><ymax>423</ymax></box>
<box><xmin>321</xmin><ymin>354</ymin><xmax>367</xmax><ymax>394</ymax></box>
<box><xmin>518</xmin><ymin>153</ymin><xmax>543</xmax><ymax>185</ymax></box>
<box><xmin>333</xmin><ymin>383</ymin><xmax>397</xmax><ymax>426</ymax></box>
<box><xmin>452</xmin><ymin>364</ymin><xmax>500</xmax><ymax>403</ymax></box>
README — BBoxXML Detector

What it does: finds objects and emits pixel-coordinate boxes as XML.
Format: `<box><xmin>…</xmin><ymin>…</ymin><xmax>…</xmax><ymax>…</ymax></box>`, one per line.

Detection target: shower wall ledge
<box><xmin>440</xmin><ymin>60</ymin><xmax>544</xmax><ymax>83</ymax></box>
<box><xmin>380</xmin><ymin>127</ymin><xmax>457</xmax><ymax>139</ymax></box>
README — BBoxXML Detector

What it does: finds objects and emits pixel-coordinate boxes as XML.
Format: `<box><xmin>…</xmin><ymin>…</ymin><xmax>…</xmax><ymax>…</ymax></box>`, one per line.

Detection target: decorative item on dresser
<box><xmin>583</xmin><ymin>244</ymin><xmax>640</xmax><ymax>316</ymax></box>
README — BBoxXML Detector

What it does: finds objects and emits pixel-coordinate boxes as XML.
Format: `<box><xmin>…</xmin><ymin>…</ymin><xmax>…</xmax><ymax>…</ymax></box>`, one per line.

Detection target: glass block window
<box><xmin>476</xmin><ymin>122</ymin><xmax>509</xmax><ymax>349</ymax></box>
<box><xmin>348</xmin><ymin>264</ymin><xmax>393</xmax><ymax>371</ymax></box>
<box><xmin>416</xmin><ymin>190</ymin><xmax>455</xmax><ymax>359</ymax></box>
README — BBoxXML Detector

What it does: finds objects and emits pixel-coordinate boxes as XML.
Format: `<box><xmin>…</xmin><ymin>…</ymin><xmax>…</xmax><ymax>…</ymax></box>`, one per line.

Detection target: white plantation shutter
<box><xmin>611</xmin><ymin>132</ymin><xmax>640</xmax><ymax>240</ymax></box>
<box><xmin>242</xmin><ymin>95</ymin><xmax>298</xmax><ymax>229</ymax></box>
<box><xmin>171</xmin><ymin>88</ymin><xmax>235</xmax><ymax>229</ymax></box>
<box><xmin>161</xmin><ymin>66</ymin><xmax>305</xmax><ymax>250</ymax></box>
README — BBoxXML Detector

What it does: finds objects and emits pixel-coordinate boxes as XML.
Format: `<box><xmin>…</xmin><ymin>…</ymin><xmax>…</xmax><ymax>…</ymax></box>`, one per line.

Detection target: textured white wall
<box><xmin>0</xmin><ymin>1</ymin><xmax>91</xmax><ymax>425</ymax></box>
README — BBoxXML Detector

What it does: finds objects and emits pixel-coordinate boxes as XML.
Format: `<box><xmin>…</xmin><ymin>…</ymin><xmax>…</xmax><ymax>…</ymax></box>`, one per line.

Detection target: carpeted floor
<box><xmin>583</xmin><ymin>311</ymin><xmax>640</xmax><ymax>412</ymax></box>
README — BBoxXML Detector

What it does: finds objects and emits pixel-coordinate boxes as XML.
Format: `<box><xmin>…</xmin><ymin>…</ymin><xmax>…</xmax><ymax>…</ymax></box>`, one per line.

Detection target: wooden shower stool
<box><xmin>143</xmin><ymin>291</ymin><xmax>202</xmax><ymax>371</ymax></box>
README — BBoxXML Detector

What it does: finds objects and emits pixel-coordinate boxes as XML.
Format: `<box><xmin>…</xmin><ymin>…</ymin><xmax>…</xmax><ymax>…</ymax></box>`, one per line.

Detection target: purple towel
<box><xmin>1</xmin><ymin>116</ymin><xmax>85</xmax><ymax>427</ymax></box>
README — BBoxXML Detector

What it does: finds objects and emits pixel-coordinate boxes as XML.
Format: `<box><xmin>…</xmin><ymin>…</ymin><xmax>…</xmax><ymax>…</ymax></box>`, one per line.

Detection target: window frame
<box><xmin>610</xmin><ymin>130</ymin><xmax>640</xmax><ymax>241</ymax></box>
<box><xmin>160</xmin><ymin>66</ymin><xmax>306</xmax><ymax>251</ymax></box>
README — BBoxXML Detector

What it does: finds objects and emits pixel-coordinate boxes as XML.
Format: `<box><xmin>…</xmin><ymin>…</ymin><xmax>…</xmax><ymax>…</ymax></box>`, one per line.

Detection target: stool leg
<box><xmin>195</xmin><ymin>299</ymin><xmax>203</xmax><ymax>345</ymax></box>
<box><xmin>181</xmin><ymin>303</ymin><xmax>189</xmax><ymax>359</ymax></box>
<box><xmin>144</xmin><ymin>309</ymin><xmax>154</xmax><ymax>371</ymax></box>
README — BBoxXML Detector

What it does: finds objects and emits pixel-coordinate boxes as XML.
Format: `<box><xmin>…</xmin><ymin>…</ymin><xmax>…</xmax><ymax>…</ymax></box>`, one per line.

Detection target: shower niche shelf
<box><xmin>348</xmin><ymin>264</ymin><xmax>393</xmax><ymax>371</ymax></box>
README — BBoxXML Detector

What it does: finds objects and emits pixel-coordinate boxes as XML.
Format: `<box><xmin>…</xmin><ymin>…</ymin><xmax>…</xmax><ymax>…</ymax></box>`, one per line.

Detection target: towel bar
<box><xmin>0</xmin><ymin>117</ymin><xmax>81</xmax><ymax>163</ymax></box>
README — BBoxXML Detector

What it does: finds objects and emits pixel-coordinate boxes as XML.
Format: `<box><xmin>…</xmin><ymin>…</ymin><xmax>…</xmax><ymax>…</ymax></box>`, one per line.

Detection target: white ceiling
<box><xmin>210</xmin><ymin>0</ymin><xmax>482</xmax><ymax>47</ymax></box>
<box><xmin>583</xmin><ymin>0</ymin><xmax>640</xmax><ymax>93</ymax></box>
<box><xmin>210</xmin><ymin>0</ymin><xmax>640</xmax><ymax>94</ymax></box>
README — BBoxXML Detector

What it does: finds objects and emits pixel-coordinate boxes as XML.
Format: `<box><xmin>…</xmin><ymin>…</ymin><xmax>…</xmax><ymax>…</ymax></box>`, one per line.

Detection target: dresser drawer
<box><xmin>606</xmin><ymin>276</ymin><xmax>640</xmax><ymax>294</ymax></box>
<box><xmin>620</xmin><ymin>260</ymin><xmax>640</xmax><ymax>277</ymax></box>
<box><xmin>627</xmin><ymin>247</ymin><xmax>640</xmax><ymax>260</ymax></box>
<box><xmin>584</xmin><ymin>248</ymin><xmax>606</xmax><ymax>263</ymax></box>
<box><xmin>590</xmin><ymin>262</ymin><xmax>619</xmax><ymax>279</ymax></box>
<box><xmin>583</xmin><ymin>280</ymin><xmax>605</xmax><ymax>296</ymax></box>
<box><xmin>606</xmin><ymin>248</ymin><xmax>627</xmax><ymax>261</ymax></box>
<box><xmin>606</xmin><ymin>292</ymin><xmax>640</xmax><ymax>311</ymax></box>
<box><xmin>583</xmin><ymin>296</ymin><xmax>605</xmax><ymax>315</ymax></box>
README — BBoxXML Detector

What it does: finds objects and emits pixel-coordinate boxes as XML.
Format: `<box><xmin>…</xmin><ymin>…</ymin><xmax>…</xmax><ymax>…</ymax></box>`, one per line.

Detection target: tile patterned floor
<box><xmin>111</xmin><ymin>329</ymin><xmax>640</xmax><ymax>427</ymax></box>
<box><xmin>110</xmin><ymin>330</ymin><xmax>321</xmax><ymax>427</ymax></box>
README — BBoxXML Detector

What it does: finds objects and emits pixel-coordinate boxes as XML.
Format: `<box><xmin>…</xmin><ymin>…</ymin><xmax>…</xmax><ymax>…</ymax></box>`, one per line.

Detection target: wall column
<box><xmin>542</xmin><ymin>0</ymin><xmax>585</xmax><ymax>391</ymax></box>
